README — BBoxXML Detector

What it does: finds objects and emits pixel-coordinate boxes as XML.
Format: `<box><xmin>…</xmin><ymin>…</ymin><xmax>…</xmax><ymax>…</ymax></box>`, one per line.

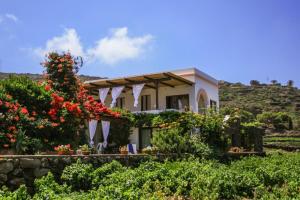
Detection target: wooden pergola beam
<box><xmin>124</xmin><ymin>78</ymin><xmax>156</xmax><ymax>89</ymax></box>
<box><xmin>87</xmin><ymin>77</ymin><xmax>172</xmax><ymax>89</ymax></box>
<box><xmin>144</xmin><ymin>76</ymin><xmax>174</xmax><ymax>88</ymax></box>
<box><xmin>163</xmin><ymin>72</ymin><xmax>193</xmax><ymax>86</ymax></box>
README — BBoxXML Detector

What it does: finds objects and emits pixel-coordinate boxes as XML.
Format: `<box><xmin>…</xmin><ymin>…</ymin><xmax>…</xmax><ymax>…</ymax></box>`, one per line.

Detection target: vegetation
<box><xmin>0</xmin><ymin>52</ymin><xmax>119</xmax><ymax>153</ymax></box>
<box><xmin>1</xmin><ymin>153</ymin><xmax>300</xmax><ymax>199</ymax></box>
<box><xmin>219</xmin><ymin>80</ymin><xmax>300</xmax><ymax>130</ymax></box>
<box><xmin>264</xmin><ymin>135</ymin><xmax>300</xmax><ymax>151</ymax></box>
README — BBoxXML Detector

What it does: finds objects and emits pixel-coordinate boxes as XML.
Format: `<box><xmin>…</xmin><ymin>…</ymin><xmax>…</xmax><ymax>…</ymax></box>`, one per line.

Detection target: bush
<box><xmin>61</xmin><ymin>159</ymin><xmax>94</xmax><ymax>191</ymax></box>
<box><xmin>257</xmin><ymin>111</ymin><xmax>293</xmax><ymax>131</ymax></box>
<box><xmin>0</xmin><ymin>52</ymin><xmax>120</xmax><ymax>153</ymax></box>
<box><xmin>92</xmin><ymin>160</ymin><xmax>125</xmax><ymax>187</ymax></box>
<box><xmin>0</xmin><ymin>185</ymin><xmax>30</xmax><ymax>200</ymax></box>
<box><xmin>1</xmin><ymin>153</ymin><xmax>300</xmax><ymax>199</ymax></box>
<box><xmin>34</xmin><ymin>172</ymin><xmax>70</xmax><ymax>199</ymax></box>
<box><xmin>188</xmin><ymin>134</ymin><xmax>213</xmax><ymax>159</ymax></box>
<box><xmin>151</xmin><ymin>127</ymin><xmax>189</xmax><ymax>154</ymax></box>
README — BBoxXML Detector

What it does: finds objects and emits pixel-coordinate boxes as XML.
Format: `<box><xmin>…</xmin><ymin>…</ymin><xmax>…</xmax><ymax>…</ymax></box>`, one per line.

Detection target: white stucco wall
<box><xmin>171</xmin><ymin>68</ymin><xmax>219</xmax><ymax>113</ymax></box>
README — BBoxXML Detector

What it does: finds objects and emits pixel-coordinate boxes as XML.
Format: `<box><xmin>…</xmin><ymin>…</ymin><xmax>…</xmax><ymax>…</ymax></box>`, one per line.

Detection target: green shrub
<box><xmin>257</xmin><ymin>111</ymin><xmax>293</xmax><ymax>130</ymax></box>
<box><xmin>61</xmin><ymin>160</ymin><xmax>94</xmax><ymax>191</ymax></box>
<box><xmin>0</xmin><ymin>185</ymin><xmax>30</xmax><ymax>200</ymax></box>
<box><xmin>2</xmin><ymin>153</ymin><xmax>300</xmax><ymax>199</ymax></box>
<box><xmin>92</xmin><ymin>160</ymin><xmax>126</xmax><ymax>187</ymax></box>
<box><xmin>151</xmin><ymin>127</ymin><xmax>189</xmax><ymax>154</ymax></box>
<box><xmin>33</xmin><ymin>172</ymin><xmax>70</xmax><ymax>199</ymax></box>
<box><xmin>188</xmin><ymin>134</ymin><xmax>213</xmax><ymax>159</ymax></box>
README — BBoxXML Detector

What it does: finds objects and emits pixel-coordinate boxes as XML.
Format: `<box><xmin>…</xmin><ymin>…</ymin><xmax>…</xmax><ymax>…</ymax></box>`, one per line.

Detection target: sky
<box><xmin>0</xmin><ymin>0</ymin><xmax>299</xmax><ymax>87</ymax></box>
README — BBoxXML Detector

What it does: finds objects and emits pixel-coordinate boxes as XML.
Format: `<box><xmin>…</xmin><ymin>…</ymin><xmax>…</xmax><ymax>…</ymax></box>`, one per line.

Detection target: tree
<box><xmin>271</xmin><ymin>80</ymin><xmax>278</xmax><ymax>85</ymax></box>
<box><xmin>250</xmin><ymin>80</ymin><xmax>260</xmax><ymax>86</ymax></box>
<box><xmin>287</xmin><ymin>80</ymin><xmax>294</xmax><ymax>87</ymax></box>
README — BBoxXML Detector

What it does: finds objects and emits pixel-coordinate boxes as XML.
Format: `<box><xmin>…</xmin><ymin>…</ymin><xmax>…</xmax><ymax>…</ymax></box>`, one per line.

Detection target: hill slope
<box><xmin>219</xmin><ymin>81</ymin><xmax>300</xmax><ymax>129</ymax></box>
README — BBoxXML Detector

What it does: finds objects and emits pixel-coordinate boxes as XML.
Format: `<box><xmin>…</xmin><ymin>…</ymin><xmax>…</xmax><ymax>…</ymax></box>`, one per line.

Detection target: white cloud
<box><xmin>32</xmin><ymin>27</ymin><xmax>153</xmax><ymax>65</ymax></box>
<box><xmin>33</xmin><ymin>28</ymin><xmax>84</xmax><ymax>58</ymax></box>
<box><xmin>0</xmin><ymin>13</ymin><xmax>19</xmax><ymax>24</ymax></box>
<box><xmin>5</xmin><ymin>14</ymin><xmax>18</xmax><ymax>22</ymax></box>
<box><xmin>87</xmin><ymin>27</ymin><xmax>153</xmax><ymax>64</ymax></box>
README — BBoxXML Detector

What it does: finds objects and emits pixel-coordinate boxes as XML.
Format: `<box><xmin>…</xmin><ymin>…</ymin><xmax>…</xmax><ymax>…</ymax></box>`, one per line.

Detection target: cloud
<box><xmin>32</xmin><ymin>27</ymin><xmax>153</xmax><ymax>65</ymax></box>
<box><xmin>33</xmin><ymin>28</ymin><xmax>84</xmax><ymax>58</ymax></box>
<box><xmin>0</xmin><ymin>13</ymin><xmax>19</xmax><ymax>24</ymax></box>
<box><xmin>5</xmin><ymin>14</ymin><xmax>18</xmax><ymax>22</ymax></box>
<box><xmin>87</xmin><ymin>27</ymin><xmax>153</xmax><ymax>64</ymax></box>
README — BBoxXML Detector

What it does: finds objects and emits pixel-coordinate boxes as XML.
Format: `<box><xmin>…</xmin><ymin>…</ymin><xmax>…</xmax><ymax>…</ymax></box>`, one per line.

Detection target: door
<box><xmin>139</xmin><ymin>128</ymin><xmax>152</xmax><ymax>149</ymax></box>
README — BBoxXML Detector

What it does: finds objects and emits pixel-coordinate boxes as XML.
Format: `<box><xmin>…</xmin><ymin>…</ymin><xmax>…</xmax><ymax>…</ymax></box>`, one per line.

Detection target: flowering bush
<box><xmin>0</xmin><ymin>52</ymin><xmax>120</xmax><ymax>153</ymax></box>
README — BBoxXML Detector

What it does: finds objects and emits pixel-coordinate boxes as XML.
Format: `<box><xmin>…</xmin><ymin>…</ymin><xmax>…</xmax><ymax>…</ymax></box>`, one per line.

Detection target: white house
<box><xmin>84</xmin><ymin>67</ymin><xmax>219</xmax><ymax>150</ymax></box>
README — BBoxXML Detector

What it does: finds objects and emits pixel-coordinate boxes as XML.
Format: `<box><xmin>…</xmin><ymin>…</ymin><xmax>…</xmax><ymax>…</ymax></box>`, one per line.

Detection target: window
<box><xmin>210</xmin><ymin>100</ymin><xmax>217</xmax><ymax>111</ymax></box>
<box><xmin>139</xmin><ymin>128</ymin><xmax>152</xmax><ymax>149</ymax></box>
<box><xmin>166</xmin><ymin>94</ymin><xmax>189</xmax><ymax>110</ymax></box>
<box><xmin>116</xmin><ymin>97</ymin><xmax>125</xmax><ymax>109</ymax></box>
<box><xmin>141</xmin><ymin>95</ymin><xmax>151</xmax><ymax>111</ymax></box>
<box><xmin>198</xmin><ymin>94</ymin><xmax>207</xmax><ymax>114</ymax></box>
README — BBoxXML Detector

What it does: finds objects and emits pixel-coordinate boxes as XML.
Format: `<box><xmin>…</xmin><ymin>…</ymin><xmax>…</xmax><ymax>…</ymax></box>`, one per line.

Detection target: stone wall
<box><xmin>0</xmin><ymin>154</ymin><xmax>170</xmax><ymax>191</ymax></box>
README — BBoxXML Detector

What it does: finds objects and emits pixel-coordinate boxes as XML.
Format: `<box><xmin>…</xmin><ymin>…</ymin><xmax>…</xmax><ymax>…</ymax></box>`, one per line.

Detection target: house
<box><xmin>84</xmin><ymin>67</ymin><xmax>219</xmax><ymax>150</ymax></box>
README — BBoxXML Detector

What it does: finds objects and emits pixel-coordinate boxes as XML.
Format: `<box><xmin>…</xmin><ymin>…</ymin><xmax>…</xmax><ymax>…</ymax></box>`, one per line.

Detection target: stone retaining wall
<box><xmin>0</xmin><ymin>154</ymin><xmax>170</xmax><ymax>190</ymax></box>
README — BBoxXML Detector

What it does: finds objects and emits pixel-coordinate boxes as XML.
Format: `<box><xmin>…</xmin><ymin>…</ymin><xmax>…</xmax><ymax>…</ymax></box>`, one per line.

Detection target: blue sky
<box><xmin>0</xmin><ymin>0</ymin><xmax>299</xmax><ymax>87</ymax></box>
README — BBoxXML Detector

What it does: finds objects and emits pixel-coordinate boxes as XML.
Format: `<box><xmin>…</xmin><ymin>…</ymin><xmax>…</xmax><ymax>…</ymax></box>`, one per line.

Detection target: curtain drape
<box><xmin>101</xmin><ymin>120</ymin><xmax>110</xmax><ymax>148</ymax></box>
<box><xmin>132</xmin><ymin>83</ymin><xmax>145</xmax><ymax>107</ymax></box>
<box><xmin>110</xmin><ymin>86</ymin><xmax>124</xmax><ymax>107</ymax></box>
<box><xmin>88</xmin><ymin>120</ymin><xmax>98</xmax><ymax>146</ymax></box>
<box><xmin>99</xmin><ymin>88</ymin><xmax>110</xmax><ymax>105</ymax></box>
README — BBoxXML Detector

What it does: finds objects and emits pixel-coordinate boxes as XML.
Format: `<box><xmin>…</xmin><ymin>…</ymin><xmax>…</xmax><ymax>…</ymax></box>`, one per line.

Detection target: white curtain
<box><xmin>178</xmin><ymin>99</ymin><xmax>183</xmax><ymax>110</ymax></box>
<box><xmin>88</xmin><ymin>120</ymin><xmax>98</xmax><ymax>146</ymax></box>
<box><xmin>101</xmin><ymin>120</ymin><xmax>110</xmax><ymax>148</ymax></box>
<box><xmin>110</xmin><ymin>86</ymin><xmax>124</xmax><ymax>107</ymax></box>
<box><xmin>132</xmin><ymin>83</ymin><xmax>145</xmax><ymax>107</ymax></box>
<box><xmin>99</xmin><ymin>88</ymin><xmax>110</xmax><ymax>105</ymax></box>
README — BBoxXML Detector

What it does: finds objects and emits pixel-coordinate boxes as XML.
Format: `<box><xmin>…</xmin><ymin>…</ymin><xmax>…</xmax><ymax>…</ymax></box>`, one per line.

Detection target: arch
<box><xmin>197</xmin><ymin>89</ymin><xmax>209</xmax><ymax>114</ymax></box>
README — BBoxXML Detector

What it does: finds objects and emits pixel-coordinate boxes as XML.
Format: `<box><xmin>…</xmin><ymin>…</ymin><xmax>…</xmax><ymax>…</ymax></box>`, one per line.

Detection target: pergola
<box><xmin>84</xmin><ymin>72</ymin><xmax>194</xmax><ymax>109</ymax></box>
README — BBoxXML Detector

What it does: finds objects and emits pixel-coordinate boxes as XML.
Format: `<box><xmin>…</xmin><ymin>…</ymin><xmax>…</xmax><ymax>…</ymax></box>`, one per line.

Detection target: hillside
<box><xmin>219</xmin><ymin>81</ymin><xmax>300</xmax><ymax>129</ymax></box>
<box><xmin>0</xmin><ymin>72</ymin><xmax>104</xmax><ymax>82</ymax></box>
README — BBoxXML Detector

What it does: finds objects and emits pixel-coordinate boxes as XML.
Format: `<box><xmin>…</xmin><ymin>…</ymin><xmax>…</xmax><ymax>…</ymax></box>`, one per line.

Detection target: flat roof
<box><xmin>171</xmin><ymin>67</ymin><xmax>218</xmax><ymax>86</ymax></box>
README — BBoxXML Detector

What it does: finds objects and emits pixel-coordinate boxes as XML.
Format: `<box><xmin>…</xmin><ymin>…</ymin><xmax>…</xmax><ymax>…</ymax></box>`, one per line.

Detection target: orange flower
<box><xmin>38</xmin><ymin>125</ymin><xmax>44</xmax><ymax>129</ymax></box>
<box><xmin>45</xmin><ymin>85</ymin><xmax>51</xmax><ymax>91</ymax></box>
<box><xmin>60</xmin><ymin>117</ymin><xmax>65</xmax><ymax>123</ymax></box>
<box><xmin>51</xmin><ymin>123</ymin><xmax>59</xmax><ymax>127</ymax></box>
<box><xmin>21</xmin><ymin>107</ymin><xmax>29</xmax><ymax>115</ymax></box>
<box><xmin>10</xmin><ymin>138</ymin><xmax>16</xmax><ymax>143</ymax></box>
<box><xmin>3</xmin><ymin>144</ymin><xmax>9</xmax><ymax>148</ymax></box>
<box><xmin>14</xmin><ymin>116</ymin><xmax>20</xmax><ymax>121</ymax></box>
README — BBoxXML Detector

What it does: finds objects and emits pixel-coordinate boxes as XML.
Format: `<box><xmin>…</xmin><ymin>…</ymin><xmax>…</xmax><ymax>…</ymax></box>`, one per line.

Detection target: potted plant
<box><xmin>54</xmin><ymin>144</ymin><xmax>73</xmax><ymax>155</ymax></box>
<box><xmin>119</xmin><ymin>146</ymin><xmax>128</xmax><ymax>155</ymax></box>
<box><xmin>142</xmin><ymin>146</ymin><xmax>158</xmax><ymax>155</ymax></box>
<box><xmin>79</xmin><ymin>144</ymin><xmax>91</xmax><ymax>155</ymax></box>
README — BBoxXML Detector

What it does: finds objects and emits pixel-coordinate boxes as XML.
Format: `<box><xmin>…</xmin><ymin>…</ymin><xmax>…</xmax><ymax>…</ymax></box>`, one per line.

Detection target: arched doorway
<box><xmin>197</xmin><ymin>89</ymin><xmax>208</xmax><ymax>114</ymax></box>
